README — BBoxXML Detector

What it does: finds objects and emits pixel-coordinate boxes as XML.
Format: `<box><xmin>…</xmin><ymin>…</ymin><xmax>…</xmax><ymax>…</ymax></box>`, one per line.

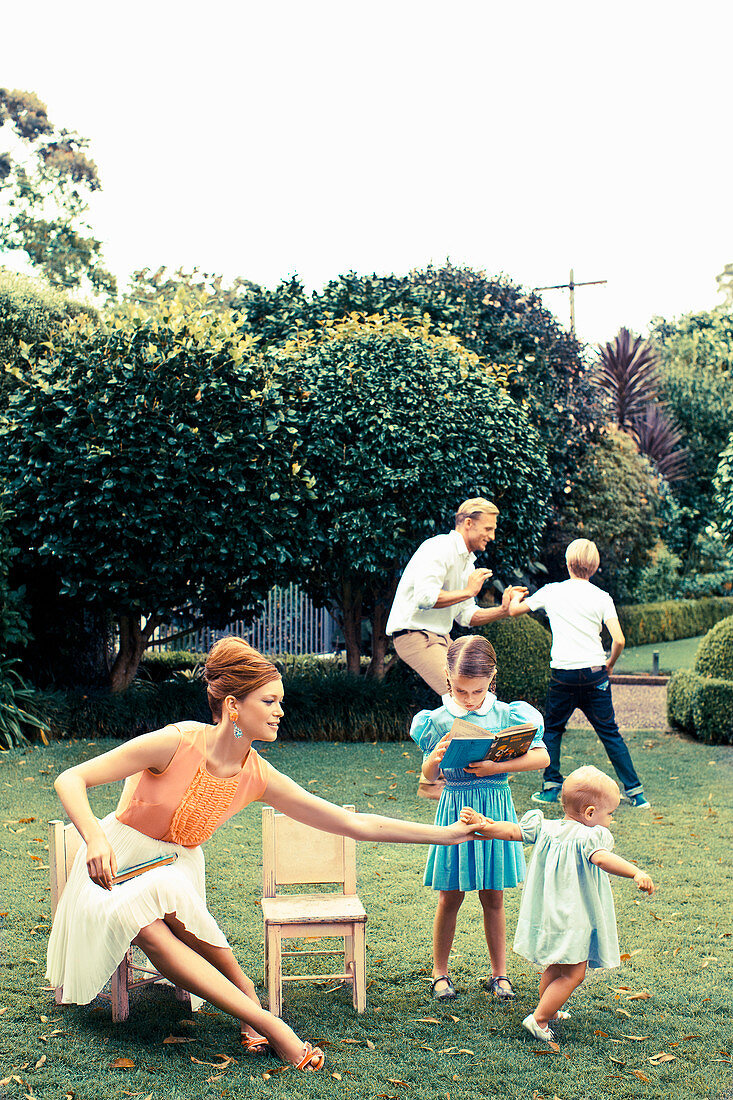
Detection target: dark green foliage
<box><xmin>139</xmin><ymin>650</ymin><xmax>205</xmax><ymax>682</ymax></box>
<box><xmin>279</xmin><ymin>317</ymin><xmax>551</xmax><ymax>675</ymax></box>
<box><xmin>651</xmin><ymin>310</ymin><xmax>733</xmax><ymax>534</ymax></box>
<box><xmin>694</xmin><ymin>614</ymin><xmax>733</xmax><ymax>680</ymax></box>
<box><xmin>547</xmin><ymin>428</ymin><xmax>660</xmax><ymax>600</ymax></box>
<box><xmin>713</xmin><ymin>432</ymin><xmax>733</xmax><ymax>545</ymax></box>
<box><xmin>667</xmin><ymin>669</ymin><xmax>733</xmax><ymax>745</ymax></box>
<box><xmin>618</xmin><ymin>597</ymin><xmax>733</xmax><ymax>647</ymax></box>
<box><xmin>476</xmin><ymin>614</ymin><xmax>551</xmax><ymax>712</ymax></box>
<box><xmin>30</xmin><ymin>678</ymin><xmax>211</xmax><ymax>741</ymax></box>
<box><xmin>666</xmin><ymin>669</ymin><xmax>696</xmax><ymax>732</ymax></box>
<box><xmin>0</xmin><ymin>659</ymin><xmax>49</xmax><ymax>748</ymax></box>
<box><xmin>0</xmin><ymin>300</ymin><xmax>312</xmax><ymax>690</ymax></box>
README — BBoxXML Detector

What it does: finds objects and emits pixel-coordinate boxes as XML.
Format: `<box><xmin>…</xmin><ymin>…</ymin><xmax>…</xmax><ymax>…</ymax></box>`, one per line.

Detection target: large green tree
<box><xmin>275</xmin><ymin>316</ymin><xmax>552</xmax><ymax>675</ymax></box>
<box><xmin>0</xmin><ymin>295</ymin><xmax>311</xmax><ymax>691</ymax></box>
<box><xmin>650</xmin><ymin>309</ymin><xmax>733</xmax><ymax>541</ymax></box>
<box><xmin>0</xmin><ymin>88</ymin><xmax>115</xmax><ymax>296</ymax></box>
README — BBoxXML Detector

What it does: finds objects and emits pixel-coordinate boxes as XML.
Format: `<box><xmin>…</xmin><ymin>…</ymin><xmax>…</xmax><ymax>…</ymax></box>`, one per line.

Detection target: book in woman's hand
<box><xmin>112</xmin><ymin>853</ymin><xmax>178</xmax><ymax>884</ymax></box>
<box><xmin>439</xmin><ymin>719</ymin><xmax>537</xmax><ymax>771</ymax></box>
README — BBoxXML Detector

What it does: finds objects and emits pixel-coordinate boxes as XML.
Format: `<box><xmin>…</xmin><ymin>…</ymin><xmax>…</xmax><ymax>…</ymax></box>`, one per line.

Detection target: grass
<box><xmin>615</xmin><ymin>636</ymin><xmax>705</xmax><ymax>675</ymax></box>
<box><xmin>0</xmin><ymin>726</ymin><xmax>731</xmax><ymax>1100</ymax></box>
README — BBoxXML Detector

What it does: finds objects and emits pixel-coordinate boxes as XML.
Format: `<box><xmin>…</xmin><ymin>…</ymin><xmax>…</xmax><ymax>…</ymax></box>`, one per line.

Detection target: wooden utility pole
<box><xmin>534</xmin><ymin>269</ymin><xmax>607</xmax><ymax>335</ymax></box>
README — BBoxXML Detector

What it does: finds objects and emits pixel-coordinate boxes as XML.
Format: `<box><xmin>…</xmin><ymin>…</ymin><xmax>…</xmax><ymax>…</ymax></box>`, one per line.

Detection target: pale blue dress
<box><xmin>411</xmin><ymin>693</ymin><xmax>545</xmax><ymax>892</ymax></box>
<box><xmin>513</xmin><ymin>809</ymin><xmax>621</xmax><ymax>969</ymax></box>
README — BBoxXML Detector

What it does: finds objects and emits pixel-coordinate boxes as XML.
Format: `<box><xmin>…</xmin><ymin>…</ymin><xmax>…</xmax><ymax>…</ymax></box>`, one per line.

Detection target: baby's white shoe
<box><xmin>522</xmin><ymin>1013</ymin><xmax>556</xmax><ymax>1043</ymax></box>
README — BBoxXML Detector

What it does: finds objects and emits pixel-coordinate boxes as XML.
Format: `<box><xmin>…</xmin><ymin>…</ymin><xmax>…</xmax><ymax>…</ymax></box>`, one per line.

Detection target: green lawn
<box><xmin>614</xmin><ymin>636</ymin><xmax>704</xmax><ymax>675</ymax></box>
<box><xmin>1</xmin><ymin>728</ymin><xmax>731</xmax><ymax>1100</ymax></box>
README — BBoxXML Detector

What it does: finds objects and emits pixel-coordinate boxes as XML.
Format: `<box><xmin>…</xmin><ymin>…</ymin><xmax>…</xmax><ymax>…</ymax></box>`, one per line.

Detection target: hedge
<box><xmin>476</xmin><ymin>614</ymin><xmax>551</xmax><ymax>712</ymax></box>
<box><xmin>694</xmin><ymin>615</ymin><xmax>733</xmax><ymax>680</ymax></box>
<box><xmin>667</xmin><ymin>669</ymin><xmax>733</xmax><ymax>745</ymax></box>
<box><xmin>617</xmin><ymin>597</ymin><xmax>733</xmax><ymax>647</ymax></box>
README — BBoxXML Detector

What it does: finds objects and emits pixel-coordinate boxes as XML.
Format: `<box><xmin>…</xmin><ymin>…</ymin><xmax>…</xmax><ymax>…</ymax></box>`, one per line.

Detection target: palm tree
<box><xmin>629</xmin><ymin>404</ymin><xmax>689</xmax><ymax>483</ymax></box>
<box><xmin>594</xmin><ymin>327</ymin><xmax>659</xmax><ymax>429</ymax></box>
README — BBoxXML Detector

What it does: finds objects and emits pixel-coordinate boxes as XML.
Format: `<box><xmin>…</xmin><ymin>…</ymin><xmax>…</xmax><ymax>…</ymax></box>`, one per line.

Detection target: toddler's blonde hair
<box><xmin>561</xmin><ymin>766</ymin><xmax>619</xmax><ymax>815</ymax></box>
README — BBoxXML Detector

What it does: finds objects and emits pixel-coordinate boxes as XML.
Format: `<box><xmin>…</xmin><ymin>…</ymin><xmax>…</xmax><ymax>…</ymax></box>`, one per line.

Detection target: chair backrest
<box><xmin>48</xmin><ymin>819</ymin><xmax>83</xmax><ymax>915</ymax></box>
<box><xmin>262</xmin><ymin>805</ymin><xmax>357</xmax><ymax>899</ymax></box>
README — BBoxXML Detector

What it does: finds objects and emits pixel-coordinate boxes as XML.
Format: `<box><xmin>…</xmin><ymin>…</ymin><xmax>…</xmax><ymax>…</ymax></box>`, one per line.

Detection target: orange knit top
<box><xmin>115</xmin><ymin>724</ymin><xmax>270</xmax><ymax>847</ymax></box>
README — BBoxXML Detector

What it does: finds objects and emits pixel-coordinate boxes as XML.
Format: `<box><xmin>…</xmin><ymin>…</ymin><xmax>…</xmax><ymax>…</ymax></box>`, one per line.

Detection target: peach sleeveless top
<box><xmin>115</xmin><ymin>724</ymin><xmax>269</xmax><ymax>847</ymax></box>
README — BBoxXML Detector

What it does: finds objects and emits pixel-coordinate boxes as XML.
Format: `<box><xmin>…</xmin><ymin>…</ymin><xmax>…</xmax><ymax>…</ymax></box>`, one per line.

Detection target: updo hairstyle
<box><xmin>204</xmin><ymin>636</ymin><xmax>280</xmax><ymax>719</ymax></box>
<box><xmin>446</xmin><ymin>635</ymin><xmax>498</xmax><ymax>694</ymax></box>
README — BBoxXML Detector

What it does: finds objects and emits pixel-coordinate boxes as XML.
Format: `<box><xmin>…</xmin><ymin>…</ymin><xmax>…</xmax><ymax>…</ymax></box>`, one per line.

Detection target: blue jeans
<box><xmin>541</xmin><ymin>667</ymin><xmax>643</xmax><ymax>797</ymax></box>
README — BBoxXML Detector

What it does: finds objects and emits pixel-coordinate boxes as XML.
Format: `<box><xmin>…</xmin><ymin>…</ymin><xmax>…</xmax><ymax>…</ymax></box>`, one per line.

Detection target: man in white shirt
<box><xmin>386</xmin><ymin>498</ymin><xmax>522</xmax><ymax>696</ymax></box>
<box><xmin>509</xmin><ymin>538</ymin><xmax>649</xmax><ymax>809</ymax></box>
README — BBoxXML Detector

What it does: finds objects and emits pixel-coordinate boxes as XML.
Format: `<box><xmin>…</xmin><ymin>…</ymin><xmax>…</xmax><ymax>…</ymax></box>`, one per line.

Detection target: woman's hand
<box><xmin>85</xmin><ymin>830</ymin><xmax>118</xmax><ymax>891</ymax></box>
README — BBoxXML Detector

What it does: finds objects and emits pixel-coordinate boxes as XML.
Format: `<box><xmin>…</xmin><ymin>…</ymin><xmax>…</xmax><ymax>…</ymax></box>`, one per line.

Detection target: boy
<box><xmin>509</xmin><ymin>539</ymin><xmax>649</xmax><ymax>809</ymax></box>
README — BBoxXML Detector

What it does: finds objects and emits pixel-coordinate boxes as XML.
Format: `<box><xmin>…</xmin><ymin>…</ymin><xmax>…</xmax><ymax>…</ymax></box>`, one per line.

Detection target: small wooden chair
<box><xmin>260</xmin><ymin>805</ymin><xmax>367</xmax><ymax>1017</ymax></box>
<box><xmin>49</xmin><ymin>819</ymin><xmax>191</xmax><ymax>1022</ymax></box>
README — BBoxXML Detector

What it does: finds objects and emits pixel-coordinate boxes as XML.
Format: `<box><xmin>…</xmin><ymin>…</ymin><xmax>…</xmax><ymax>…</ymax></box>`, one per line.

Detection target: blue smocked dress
<box><xmin>513</xmin><ymin>810</ymin><xmax>620</xmax><ymax>969</ymax></box>
<box><xmin>411</xmin><ymin>693</ymin><xmax>545</xmax><ymax>892</ymax></box>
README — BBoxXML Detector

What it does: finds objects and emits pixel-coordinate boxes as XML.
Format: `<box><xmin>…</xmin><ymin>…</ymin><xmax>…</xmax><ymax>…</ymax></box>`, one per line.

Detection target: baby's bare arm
<box><xmin>459</xmin><ymin>806</ymin><xmax>522</xmax><ymax>841</ymax></box>
<box><xmin>589</xmin><ymin>849</ymin><xmax>655</xmax><ymax>893</ymax></box>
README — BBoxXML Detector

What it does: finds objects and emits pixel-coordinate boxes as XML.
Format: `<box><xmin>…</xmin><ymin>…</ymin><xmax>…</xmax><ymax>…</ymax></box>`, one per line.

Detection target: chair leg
<box><xmin>174</xmin><ymin>985</ymin><xmax>192</xmax><ymax>1007</ymax></box>
<box><xmin>110</xmin><ymin>952</ymin><xmax>131</xmax><ymax>1022</ymax></box>
<box><xmin>353</xmin><ymin>923</ymin><xmax>366</xmax><ymax>1014</ymax></box>
<box><xmin>267</xmin><ymin>928</ymin><xmax>283</xmax><ymax>1018</ymax></box>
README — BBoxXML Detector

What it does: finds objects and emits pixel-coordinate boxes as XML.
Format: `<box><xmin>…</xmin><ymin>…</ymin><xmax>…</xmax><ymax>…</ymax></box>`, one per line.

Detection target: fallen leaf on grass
<box><xmin>190</xmin><ymin>1056</ymin><xmax>234</xmax><ymax>1068</ymax></box>
<box><xmin>0</xmin><ymin>1007</ymin><xmax>7</xmax><ymax>1014</ymax></box>
<box><xmin>366</xmin><ymin>1039</ymin><xmax>375</xmax><ymax>1050</ymax></box>
<box><xmin>627</xmin><ymin>990</ymin><xmax>651</xmax><ymax>1001</ymax></box>
<box><xmin>162</xmin><ymin>1035</ymin><xmax>193</xmax><ymax>1044</ymax></box>
<box><xmin>630</xmin><ymin>1070</ymin><xmax>650</xmax><ymax>1082</ymax></box>
<box><xmin>681</xmin><ymin>1035</ymin><xmax>700</xmax><ymax>1041</ymax></box>
<box><xmin>531</xmin><ymin>1044</ymin><xmax>560</xmax><ymax>1054</ymax></box>
<box><xmin>616</xmin><ymin>1009</ymin><xmax>631</xmax><ymax>1018</ymax></box>
<box><xmin>448</xmin><ymin>1014</ymin><xmax>460</xmax><ymax>1023</ymax></box>
<box><xmin>416</xmin><ymin>1017</ymin><xmax>442</xmax><ymax>1024</ymax></box>
<box><xmin>594</xmin><ymin>1029</ymin><xmax>609</xmax><ymax>1037</ymax></box>
<box><xmin>110</xmin><ymin>1058</ymin><xmax>135</xmax><ymax>1069</ymax></box>
<box><xmin>622</xmin><ymin>1035</ymin><xmax>648</xmax><ymax>1041</ymax></box>
<box><xmin>609</xmin><ymin>1057</ymin><xmax>626</xmax><ymax>1066</ymax></box>
<box><xmin>649</xmin><ymin>1052</ymin><xmax>676</xmax><ymax>1064</ymax></box>
<box><xmin>332</xmin><ymin>1072</ymin><xmax>342</xmax><ymax>1080</ymax></box>
<box><xmin>387</xmin><ymin>1079</ymin><xmax>410</xmax><ymax>1088</ymax></box>
<box><xmin>34</xmin><ymin>1055</ymin><xmax>46</xmax><ymax>1069</ymax></box>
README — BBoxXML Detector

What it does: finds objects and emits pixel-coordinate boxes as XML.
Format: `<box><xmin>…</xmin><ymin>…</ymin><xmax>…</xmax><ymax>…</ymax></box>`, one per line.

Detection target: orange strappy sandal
<box><xmin>241</xmin><ymin>1030</ymin><xmax>269</xmax><ymax>1054</ymax></box>
<box><xmin>292</xmin><ymin>1042</ymin><xmax>325</xmax><ymax>1071</ymax></box>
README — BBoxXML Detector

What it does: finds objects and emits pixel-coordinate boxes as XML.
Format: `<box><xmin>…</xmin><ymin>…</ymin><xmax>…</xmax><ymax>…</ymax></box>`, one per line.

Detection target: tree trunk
<box><xmin>366</xmin><ymin>578</ymin><xmax>398</xmax><ymax>679</ymax></box>
<box><xmin>109</xmin><ymin>613</ymin><xmax>160</xmax><ymax>693</ymax></box>
<box><xmin>338</xmin><ymin>578</ymin><xmax>363</xmax><ymax>676</ymax></box>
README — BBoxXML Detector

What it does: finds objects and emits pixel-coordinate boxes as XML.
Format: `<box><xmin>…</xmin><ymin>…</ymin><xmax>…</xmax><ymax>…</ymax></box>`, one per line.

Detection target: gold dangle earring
<box><xmin>229</xmin><ymin>709</ymin><xmax>244</xmax><ymax>739</ymax></box>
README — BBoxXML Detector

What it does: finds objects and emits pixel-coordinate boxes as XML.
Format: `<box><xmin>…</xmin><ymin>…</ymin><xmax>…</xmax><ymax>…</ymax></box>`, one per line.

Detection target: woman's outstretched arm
<box><xmin>261</xmin><ymin>765</ymin><xmax>482</xmax><ymax>845</ymax></box>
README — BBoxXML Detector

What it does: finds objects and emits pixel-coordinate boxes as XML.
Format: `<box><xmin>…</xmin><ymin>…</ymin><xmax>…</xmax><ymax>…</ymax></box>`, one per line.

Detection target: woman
<box><xmin>47</xmin><ymin>636</ymin><xmax>483</xmax><ymax>1072</ymax></box>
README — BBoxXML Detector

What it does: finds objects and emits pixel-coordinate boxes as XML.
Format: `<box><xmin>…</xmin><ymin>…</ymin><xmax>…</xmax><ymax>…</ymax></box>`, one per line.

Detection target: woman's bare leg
<box><xmin>133</xmin><ymin>919</ymin><xmax>318</xmax><ymax>1067</ymax></box>
<box><xmin>162</xmin><ymin>914</ymin><xmax>265</xmax><ymax>1044</ymax></box>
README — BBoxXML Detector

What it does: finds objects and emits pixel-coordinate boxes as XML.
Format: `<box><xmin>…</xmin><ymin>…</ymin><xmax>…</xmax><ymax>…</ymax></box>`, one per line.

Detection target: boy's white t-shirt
<box><xmin>525</xmin><ymin>578</ymin><xmax>618</xmax><ymax>669</ymax></box>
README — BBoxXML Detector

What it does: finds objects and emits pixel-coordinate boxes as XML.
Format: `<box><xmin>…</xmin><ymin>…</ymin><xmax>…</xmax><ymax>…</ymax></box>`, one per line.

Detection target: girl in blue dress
<box><xmin>461</xmin><ymin>765</ymin><xmax>655</xmax><ymax>1043</ymax></box>
<box><xmin>411</xmin><ymin>635</ymin><xmax>549</xmax><ymax>1001</ymax></box>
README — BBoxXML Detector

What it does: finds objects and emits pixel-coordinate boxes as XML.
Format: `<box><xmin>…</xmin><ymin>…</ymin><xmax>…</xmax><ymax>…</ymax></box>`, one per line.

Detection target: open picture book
<box><xmin>439</xmin><ymin>718</ymin><xmax>538</xmax><ymax>771</ymax></box>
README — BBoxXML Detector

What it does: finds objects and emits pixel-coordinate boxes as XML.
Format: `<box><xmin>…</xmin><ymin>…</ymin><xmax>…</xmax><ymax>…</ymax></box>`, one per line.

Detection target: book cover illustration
<box><xmin>439</xmin><ymin>719</ymin><xmax>537</xmax><ymax>771</ymax></box>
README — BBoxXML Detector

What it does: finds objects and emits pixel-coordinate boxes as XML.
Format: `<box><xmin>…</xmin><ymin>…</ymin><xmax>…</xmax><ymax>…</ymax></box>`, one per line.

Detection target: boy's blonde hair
<box><xmin>565</xmin><ymin>538</ymin><xmax>600</xmax><ymax>580</ymax></box>
<box><xmin>561</xmin><ymin>766</ymin><xmax>619</xmax><ymax>815</ymax></box>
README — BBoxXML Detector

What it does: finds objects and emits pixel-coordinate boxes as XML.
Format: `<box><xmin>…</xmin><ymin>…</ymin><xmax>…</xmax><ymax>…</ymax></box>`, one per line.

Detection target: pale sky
<box><xmin>2</xmin><ymin>0</ymin><xmax>732</xmax><ymax>346</ymax></box>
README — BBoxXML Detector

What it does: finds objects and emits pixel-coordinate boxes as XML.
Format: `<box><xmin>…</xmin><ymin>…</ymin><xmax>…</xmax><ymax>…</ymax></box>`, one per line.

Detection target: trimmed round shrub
<box><xmin>667</xmin><ymin>669</ymin><xmax>697</xmax><ymax>732</ymax></box>
<box><xmin>690</xmin><ymin>676</ymin><xmax>733</xmax><ymax>745</ymax></box>
<box><xmin>694</xmin><ymin>614</ymin><xmax>733</xmax><ymax>679</ymax></box>
<box><xmin>476</xmin><ymin>614</ymin><xmax>551</xmax><ymax>712</ymax></box>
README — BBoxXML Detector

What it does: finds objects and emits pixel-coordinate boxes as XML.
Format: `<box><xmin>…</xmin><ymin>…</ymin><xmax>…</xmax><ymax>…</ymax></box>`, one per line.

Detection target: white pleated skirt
<box><xmin>46</xmin><ymin>813</ymin><xmax>230</xmax><ymax>1007</ymax></box>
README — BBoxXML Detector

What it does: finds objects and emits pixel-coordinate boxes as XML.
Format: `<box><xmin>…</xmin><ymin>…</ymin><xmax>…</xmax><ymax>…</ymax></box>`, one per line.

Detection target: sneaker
<box><xmin>623</xmin><ymin>792</ymin><xmax>651</xmax><ymax>809</ymax></box>
<box><xmin>531</xmin><ymin>788</ymin><xmax>560</xmax><ymax>804</ymax></box>
<box><xmin>522</xmin><ymin>1014</ymin><xmax>556</xmax><ymax>1044</ymax></box>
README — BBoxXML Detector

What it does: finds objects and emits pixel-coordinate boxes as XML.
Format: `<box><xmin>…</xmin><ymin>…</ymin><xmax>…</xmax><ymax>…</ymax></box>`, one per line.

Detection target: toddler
<box><xmin>461</xmin><ymin>765</ymin><xmax>655</xmax><ymax>1042</ymax></box>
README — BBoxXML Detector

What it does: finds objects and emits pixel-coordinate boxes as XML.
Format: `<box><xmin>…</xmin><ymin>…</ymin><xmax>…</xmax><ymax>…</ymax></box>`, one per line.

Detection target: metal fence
<box><xmin>149</xmin><ymin>584</ymin><xmax>336</xmax><ymax>656</ymax></box>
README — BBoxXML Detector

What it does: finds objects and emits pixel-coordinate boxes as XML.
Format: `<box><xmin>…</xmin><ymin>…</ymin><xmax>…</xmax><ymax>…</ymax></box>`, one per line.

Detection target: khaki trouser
<box><xmin>393</xmin><ymin>630</ymin><xmax>449</xmax><ymax>800</ymax></box>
